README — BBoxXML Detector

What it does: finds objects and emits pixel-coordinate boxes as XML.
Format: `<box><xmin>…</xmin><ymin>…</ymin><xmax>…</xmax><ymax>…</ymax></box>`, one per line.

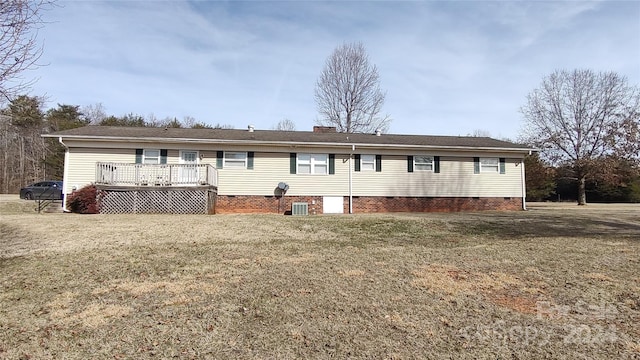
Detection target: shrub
<box><xmin>66</xmin><ymin>184</ymin><xmax>99</xmax><ymax>214</ymax></box>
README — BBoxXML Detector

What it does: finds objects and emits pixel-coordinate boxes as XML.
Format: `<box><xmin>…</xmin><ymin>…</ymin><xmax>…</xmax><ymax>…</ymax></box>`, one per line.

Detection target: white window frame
<box><xmin>143</xmin><ymin>149</ymin><xmax>160</xmax><ymax>164</ymax></box>
<box><xmin>361</xmin><ymin>154</ymin><xmax>375</xmax><ymax>171</ymax></box>
<box><xmin>414</xmin><ymin>156</ymin><xmax>434</xmax><ymax>171</ymax></box>
<box><xmin>224</xmin><ymin>151</ymin><xmax>247</xmax><ymax>169</ymax></box>
<box><xmin>480</xmin><ymin>157</ymin><xmax>499</xmax><ymax>173</ymax></box>
<box><xmin>297</xmin><ymin>153</ymin><xmax>328</xmax><ymax>175</ymax></box>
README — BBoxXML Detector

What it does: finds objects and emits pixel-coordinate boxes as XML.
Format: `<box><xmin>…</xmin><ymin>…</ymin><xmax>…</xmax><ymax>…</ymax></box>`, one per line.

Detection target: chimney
<box><xmin>375</xmin><ymin>129</ymin><xmax>381</xmax><ymax>136</ymax></box>
<box><xmin>313</xmin><ymin>126</ymin><xmax>337</xmax><ymax>133</ymax></box>
<box><xmin>248</xmin><ymin>124</ymin><xmax>255</xmax><ymax>132</ymax></box>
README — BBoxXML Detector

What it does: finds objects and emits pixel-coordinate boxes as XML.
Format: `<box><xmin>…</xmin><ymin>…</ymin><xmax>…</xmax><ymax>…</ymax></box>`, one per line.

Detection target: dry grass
<box><xmin>0</xmin><ymin>199</ymin><xmax>639</xmax><ymax>359</ymax></box>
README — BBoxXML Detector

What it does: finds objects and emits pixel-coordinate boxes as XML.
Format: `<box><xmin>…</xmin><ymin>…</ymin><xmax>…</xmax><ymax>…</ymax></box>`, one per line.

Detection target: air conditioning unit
<box><xmin>291</xmin><ymin>202</ymin><xmax>308</xmax><ymax>216</ymax></box>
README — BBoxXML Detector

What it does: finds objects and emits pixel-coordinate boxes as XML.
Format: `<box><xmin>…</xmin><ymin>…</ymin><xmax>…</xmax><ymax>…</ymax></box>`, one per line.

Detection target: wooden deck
<box><xmin>94</xmin><ymin>163</ymin><xmax>218</xmax><ymax>214</ymax></box>
<box><xmin>95</xmin><ymin>185</ymin><xmax>217</xmax><ymax>214</ymax></box>
<box><xmin>96</xmin><ymin>163</ymin><xmax>218</xmax><ymax>187</ymax></box>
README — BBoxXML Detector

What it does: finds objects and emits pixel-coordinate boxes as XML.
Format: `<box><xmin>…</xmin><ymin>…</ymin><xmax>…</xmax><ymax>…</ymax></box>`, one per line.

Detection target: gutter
<box><xmin>349</xmin><ymin>144</ymin><xmax>354</xmax><ymax>214</ymax></box>
<box><xmin>59</xmin><ymin>137</ymin><xmax>71</xmax><ymax>212</ymax></box>
<box><xmin>44</xmin><ymin>134</ymin><xmax>535</xmax><ymax>154</ymax></box>
<box><xmin>521</xmin><ymin>150</ymin><xmax>531</xmax><ymax>210</ymax></box>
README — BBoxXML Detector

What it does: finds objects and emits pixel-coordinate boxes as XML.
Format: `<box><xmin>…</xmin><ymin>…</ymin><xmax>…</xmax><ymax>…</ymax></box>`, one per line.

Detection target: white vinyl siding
<box><xmin>352</xmin><ymin>156</ymin><xmax>522</xmax><ymax>197</ymax></box>
<box><xmin>216</xmin><ymin>152</ymin><xmax>346</xmax><ymax>196</ymax></box>
<box><xmin>65</xmin><ymin>147</ymin><xmax>132</xmax><ymax>194</ymax></box>
<box><xmin>65</xmin><ymin>147</ymin><xmax>181</xmax><ymax>194</ymax></box>
<box><xmin>63</xmin><ymin>142</ymin><xmax>525</xmax><ymax>198</ymax></box>
<box><xmin>217</xmin><ymin>153</ymin><xmax>522</xmax><ymax>197</ymax></box>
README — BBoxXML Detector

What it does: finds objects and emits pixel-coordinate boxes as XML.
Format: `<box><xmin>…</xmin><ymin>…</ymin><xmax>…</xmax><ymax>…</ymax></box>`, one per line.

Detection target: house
<box><xmin>43</xmin><ymin>125</ymin><xmax>534</xmax><ymax>214</ymax></box>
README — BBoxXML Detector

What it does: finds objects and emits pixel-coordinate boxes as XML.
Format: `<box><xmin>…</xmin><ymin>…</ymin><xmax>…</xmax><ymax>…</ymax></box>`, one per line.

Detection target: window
<box><xmin>143</xmin><ymin>149</ymin><xmax>160</xmax><ymax>164</ymax></box>
<box><xmin>136</xmin><ymin>149</ymin><xmax>167</xmax><ymax>164</ymax></box>
<box><xmin>354</xmin><ymin>154</ymin><xmax>381</xmax><ymax>172</ymax></box>
<box><xmin>414</xmin><ymin>156</ymin><xmax>434</xmax><ymax>171</ymax></box>
<box><xmin>480</xmin><ymin>157</ymin><xmax>499</xmax><ymax>173</ymax></box>
<box><xmin>297</xmin><ymin>153</ymin><xmax>327</xmax><ymax>174</ymax></box>
<box><xmin>224</xmin><ymin>152</ymin><xmax>247</xmax><ymax>168</ymax></box>
<box><xmin>361</xmin><ymin>155</ymin><xmax>375</xmax><ymax>171</ymax></box>
<box><xmin>408</xmin><ymin>156</ymin><xmax>439</xmax><ymax>173</ymax></box>
<box><xmin>290</xmin><ymin>153</ymin><xmax>334</xmax><ymax>174</ymax></box>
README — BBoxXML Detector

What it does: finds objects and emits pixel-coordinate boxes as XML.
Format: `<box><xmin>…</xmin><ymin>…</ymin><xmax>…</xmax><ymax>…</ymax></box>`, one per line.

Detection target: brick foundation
<box><xmin>214</xmin><ymin>195</ymin><xmax>523</xmax><ymax>214</ymax></box>
<box><xmin>215</xmin><ymin>195</ymin><xmax>324</xmax><ymax>214</ymax></box>
<box><xmin>350</xmin><ymin>196</ymin><xmax>522</xmax><ymax>213</ymax></box>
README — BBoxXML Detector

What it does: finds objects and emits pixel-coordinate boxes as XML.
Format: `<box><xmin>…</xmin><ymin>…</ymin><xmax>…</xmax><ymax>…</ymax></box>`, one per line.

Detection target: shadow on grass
<box><xmin>0</xmin><ymin>222</ymin><xmax>33</xmax><ymax>260</ymax></box>
<box><xmin>297</xmin><ymin>210</ymin><xmax>640</xmax><ymax>249</ymax></box>
<box><xmin>445</xmin><ymin>212</ymin><xmax>640</xmax><ymax>240</ymax></box>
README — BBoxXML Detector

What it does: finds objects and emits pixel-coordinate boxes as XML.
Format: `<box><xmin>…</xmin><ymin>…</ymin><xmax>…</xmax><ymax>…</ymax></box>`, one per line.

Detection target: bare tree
<box><xmin>181</xmin><ymin>116</ymin><xmax>197</xmax><ymax>128</ymax></box>
<box><xmin>520</xmin><ymin>69</ymin><xmax>640</xmax><ymax>205</ymax></box>
<box><xmin>0</xmin><ymin>1</ymin><xmax>54</xmax><ymax>101</ymax></box>
<box><xmin>81</xmin><ymin>103</ymin><xmax>107</xmax><ymax>125</ymax></box>
<box><xmin>611</xmin><ymin>105</ymin><xmax>640</xmax><ymax>161</ymax></box>
<box><xmin>211</xmin><ymin>123</ymin><xmax>234</xmax><ymax>129</ymax></box>
<box><xmin>273</xmin><ymin>118</ymin><xmax>296</xmax><ymax>131</ymax></box>
<box><xmin>469</xmin><ymin>129</ymin><xmax>491</xmax><ymax>137</ymax></box>
<box><xmin>314</xmin><ymin>42</ymin><xmax>390</xmax><ymax>133</ymax></box>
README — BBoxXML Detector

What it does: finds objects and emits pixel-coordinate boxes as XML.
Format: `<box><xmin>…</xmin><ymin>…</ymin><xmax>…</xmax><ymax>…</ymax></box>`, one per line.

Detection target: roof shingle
<box><xmin>46</xmin><ymin>126</ymin><xmax>532</xmax><ymax>151</ymax></box>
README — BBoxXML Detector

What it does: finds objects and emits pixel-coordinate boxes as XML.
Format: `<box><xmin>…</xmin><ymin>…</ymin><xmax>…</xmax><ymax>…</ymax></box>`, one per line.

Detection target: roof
<box><xmin>45</xmin><ymin>126</ymin><xmax>533</xmax><ymax>152</ymax></box>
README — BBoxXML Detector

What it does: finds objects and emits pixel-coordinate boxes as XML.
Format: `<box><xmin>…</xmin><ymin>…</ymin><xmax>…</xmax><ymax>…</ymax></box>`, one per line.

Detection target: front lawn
<box><xmin>0</xmin><ymin>202</ymin><xmax>638</xmax><ymax>358</ymax></box>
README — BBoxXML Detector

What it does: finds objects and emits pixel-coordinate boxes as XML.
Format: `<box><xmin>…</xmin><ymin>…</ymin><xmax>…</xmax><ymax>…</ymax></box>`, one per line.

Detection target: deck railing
<box><xmin>96</xmin><ymin>162</ymin><xmax>217</xmax><ymax>187</ymax></box>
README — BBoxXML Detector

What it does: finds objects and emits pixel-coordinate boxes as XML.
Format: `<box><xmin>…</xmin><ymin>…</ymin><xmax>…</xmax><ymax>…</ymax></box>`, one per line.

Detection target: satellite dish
<box><xmin>278</xmin><ymin>182</ymin><xmax>289</xmax><ymax>191</ymax></box>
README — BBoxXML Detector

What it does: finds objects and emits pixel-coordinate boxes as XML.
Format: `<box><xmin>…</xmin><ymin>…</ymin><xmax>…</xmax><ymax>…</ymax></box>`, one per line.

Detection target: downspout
<box><xmin>521</xmin><ymin>153</ymin><xmax>528</xmax><ymax>210</ymax></box>
<box><xmin>59</xmin><ymin>137</ymin><xmax>70</xmax><ymax>212</ymax></box>
<box><xmin>349</xmin><ymin>144</ymin><xmax>354</xmax><ymax>214</ymax></box>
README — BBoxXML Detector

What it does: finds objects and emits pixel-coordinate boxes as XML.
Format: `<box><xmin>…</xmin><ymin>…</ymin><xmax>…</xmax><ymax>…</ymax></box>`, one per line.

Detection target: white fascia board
<box><xmin>43</xmin><ymin>134</ymin><xmax>535</xmax><ymax>154</ymax></box>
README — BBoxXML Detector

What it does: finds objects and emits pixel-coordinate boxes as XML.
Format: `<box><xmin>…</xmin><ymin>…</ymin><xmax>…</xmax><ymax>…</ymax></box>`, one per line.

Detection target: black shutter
<box><xmin>216</xmin><ymin>151</ymin><xmax>223</xmax><ymax>169</ymax></box>
<box><xmin>499</xmin><ymin>158</ymin><xmax>506</xmax><ymax>174</ymax></box>
<box><xmin>290</xmin><ymin>153</ymin><xmax>296</xmax><ymax>174</ymax></box>
<box><xmin>247</xmin><ymin>152</ymin><xmax>254</xmax><ymax>170</ymax></box>
<box><xmin>375</xmin><ymin>155</ymin><xmax>382</xmax><ymax>172</ymax></box>
<box><xmin>160</xmin><ymin>149</ymin><xmax>167</xmax><ymax>164</ymax></box>
<box><xmin>474</xmin><ymin>157</ymin><xmax>480</xmax><ymax>174</ymax></box>
<box><xmin>354</xmin><ymin>154</ymin><xmax>361</xmax><ymax>172</ymax></box>
<box><xmin>407</xmin><ymin>156</ymin><xmax>414</xmax><ymax>173</ymax></box>
<box><xmin>135</xmin><ymin>149</ymin><xmax>143</xmax><ymax>164</ymax></box>
<box><xmin>434</xmin><ymin>156</ymin><xmax>440</xmax><ymax>173</ymax></box>
<box><xmin>329</xmin><ymin>154</ymin><xmax>335</xmax><ymax>174</ymax></box>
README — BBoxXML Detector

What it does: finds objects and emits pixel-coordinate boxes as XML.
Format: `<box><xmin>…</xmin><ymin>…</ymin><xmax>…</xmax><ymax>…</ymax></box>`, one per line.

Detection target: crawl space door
<box><xmin>323</xmin><ymin>196</ymin><xmax>344</xmax><ymax>214</ymax></box>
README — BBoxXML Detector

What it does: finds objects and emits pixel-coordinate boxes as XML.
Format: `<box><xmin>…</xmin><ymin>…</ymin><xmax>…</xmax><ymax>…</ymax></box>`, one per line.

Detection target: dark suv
<box><xmin>20</xmin><ymin>181</ymin><xmax>63</xmax><ymax>200</ymax></box>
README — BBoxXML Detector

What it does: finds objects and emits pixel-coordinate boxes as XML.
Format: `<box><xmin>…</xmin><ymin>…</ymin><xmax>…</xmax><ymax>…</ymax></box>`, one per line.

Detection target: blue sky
<box><xmin>30</xmin><ymin>1</ymin><xmax>640</xmax><ymax>139</ymax></box>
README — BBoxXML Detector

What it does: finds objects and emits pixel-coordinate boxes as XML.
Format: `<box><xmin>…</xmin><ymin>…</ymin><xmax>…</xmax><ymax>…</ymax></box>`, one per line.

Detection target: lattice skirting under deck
<box><xmin>97</xmin><ymin>188</ymin><xmax>216</xmax><ymax>214</ymax></box>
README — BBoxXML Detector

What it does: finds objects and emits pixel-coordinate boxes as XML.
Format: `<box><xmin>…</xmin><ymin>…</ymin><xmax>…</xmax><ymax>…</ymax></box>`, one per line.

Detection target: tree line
<box><xmin>0</xmin><ymin>96</ymin><xmax>232</xmax><ymax>193</ymax></box>
<box><xmin>521</xmin><ymin>69</ymin><xmax>640</xmax><ymax>204</ymax></box>
<box><xmin>525</xmin><ymin>153</ymin><xmax>640</xmax><ymax>203</ymax></box>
